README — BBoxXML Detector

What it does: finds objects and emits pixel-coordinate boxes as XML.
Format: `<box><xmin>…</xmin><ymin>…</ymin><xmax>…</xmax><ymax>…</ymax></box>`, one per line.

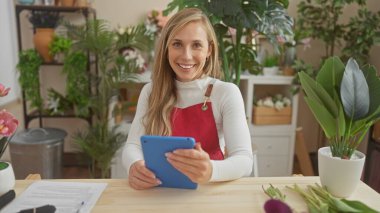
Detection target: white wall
<box><xmin>0</xmin><ymin>0</ymin><xmax>20</xmax><ymax>106</ymax></box>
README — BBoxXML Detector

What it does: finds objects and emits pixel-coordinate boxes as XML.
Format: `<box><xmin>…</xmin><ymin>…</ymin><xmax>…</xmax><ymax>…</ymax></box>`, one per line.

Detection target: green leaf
<box><xmin>299</xmin><ymin>71</ymin><xmax>339</xmax><ymax>118</ymax></box>
<box><xmin>341</xmin><ymin>199</ymin><xmax>379</xmax><ymax>213</ymax></box>
<box><xmin>0</xmin><ymin>162</ymin><xmax>9</xmax><ymax>170</ymax></box>
<box><xmin>340</xmin><ymin>58</ymin><xmax>369</xmax><ymax>120</ymax></box>
<box><xmin>304</xmin><ymin>97</ymin><xmax>337</xmax><ymax>138</ymax></box>
<box><xmin>330</xmin><ymin>197</ymin><xmax>361</xmax><ymax>212</ymax></box>
<box><xmin>362</xmin><ymin>64</ymin><xmax>380</xmax><ymax>119</ymax></box>
<box><xmin>316</xmin><ymin>56</ymin><xmax>345</xmax><ymax>99</ymax></box>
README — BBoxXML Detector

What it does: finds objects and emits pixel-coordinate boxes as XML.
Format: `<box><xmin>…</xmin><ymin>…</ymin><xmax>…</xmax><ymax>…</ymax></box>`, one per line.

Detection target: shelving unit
<box><xmin>239</xmin><ymin>74</ymin><xmax>299</xmax><ymax>176</ymax></box>
<box><xmin>14</xmin><ymin>5</ymin><xmax>96</xmax><ymax>128</ymax></box>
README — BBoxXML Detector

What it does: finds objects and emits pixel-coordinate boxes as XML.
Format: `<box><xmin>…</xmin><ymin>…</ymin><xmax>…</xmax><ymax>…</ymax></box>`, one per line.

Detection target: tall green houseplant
<box><xmin>66</xmin><ymin>20</ymin><xmax>150</xmax><ymax>178</ymax></box>
<box><xmin>299</xmin><ymin>56</ymin><xmax>380</xmax><ymax>159</ymax></box>
<box><xmin>297</xmin><ymin>0</ymin><xmax>380</xmax><ymax>65</ymax></box>
<box><xmin>164</xmin><ymin>0</ymin><xmax>293</xmax><ymax>85</ymax></box>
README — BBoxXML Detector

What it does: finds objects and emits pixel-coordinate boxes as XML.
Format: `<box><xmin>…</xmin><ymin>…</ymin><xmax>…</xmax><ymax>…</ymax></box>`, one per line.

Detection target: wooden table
<box><xmin>14</xmin><ymin>177</ymin><xmax>380</xmax><ymax>212</ymax></box>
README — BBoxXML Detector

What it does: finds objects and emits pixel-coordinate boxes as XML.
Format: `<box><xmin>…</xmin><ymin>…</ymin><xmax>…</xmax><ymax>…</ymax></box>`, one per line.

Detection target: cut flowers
<box><xmin>0</xmin><ymin>83</ymin><xmax>19</xmax><ymax>170</ymax></box>
<box><xmin>255</xmin><ymin>94</ymin><xmax>291</xmax><ymax>111</ymax></box>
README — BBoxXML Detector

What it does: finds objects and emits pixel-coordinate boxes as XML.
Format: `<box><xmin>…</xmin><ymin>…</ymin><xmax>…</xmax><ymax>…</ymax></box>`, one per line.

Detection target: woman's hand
<box><xmin>166</xmin><ymin>143</ymin><xmax>212</xmax><ymax>183</ymax></box>
<box><xmin>128</xmin><ymin>160</ymin><xmax>161</xmax><ymax>190</ymax></box>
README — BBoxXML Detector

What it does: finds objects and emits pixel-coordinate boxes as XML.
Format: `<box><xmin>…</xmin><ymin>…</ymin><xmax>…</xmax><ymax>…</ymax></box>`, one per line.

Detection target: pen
<box><xmin>76</xmin><ymin>201</ymin><xmax>85</xmax><ymax>213</ymax></box>
<box><xmin>18</xmin><ymin>204</ymin><xmax>56</xmax><ymax>213</ymax></box>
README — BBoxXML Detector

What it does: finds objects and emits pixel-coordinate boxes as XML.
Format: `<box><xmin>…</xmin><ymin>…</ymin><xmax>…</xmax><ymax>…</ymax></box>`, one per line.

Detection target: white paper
<box><xmin>2</xmin><ymin>181</ymin><xmax>107</xmax><ymax>213</ymax></box>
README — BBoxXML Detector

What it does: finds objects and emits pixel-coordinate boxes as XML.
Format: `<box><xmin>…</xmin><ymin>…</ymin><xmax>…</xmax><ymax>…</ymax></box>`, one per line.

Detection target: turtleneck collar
<box><xmin>175</xmin><ymin>76</ymin><xmax>212</xmax><ymax>89</ymax></box>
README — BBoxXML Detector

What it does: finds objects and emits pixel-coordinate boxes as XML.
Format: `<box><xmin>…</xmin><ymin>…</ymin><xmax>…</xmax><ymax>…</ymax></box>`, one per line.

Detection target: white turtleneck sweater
<box><xmin>122</xmin><ymin>76</ymin><xmax>253</xmax><ymax>181</ymax></box>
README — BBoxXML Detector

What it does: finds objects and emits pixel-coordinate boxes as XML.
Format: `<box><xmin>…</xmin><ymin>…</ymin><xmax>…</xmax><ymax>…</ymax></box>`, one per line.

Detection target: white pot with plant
<box><xmin>0</xmin><ymin>83</ymin><xmax>18</xmax><ymax>196</ymax></box>
<box><xmin>299</xmin><ymin>56</ymin><xmax>380</xmax><ymax>198</ymax></box>
<box><xmin>262</xmin><ymin>55</ymin><xmax>279</xmax><ymax>76</ymax></box>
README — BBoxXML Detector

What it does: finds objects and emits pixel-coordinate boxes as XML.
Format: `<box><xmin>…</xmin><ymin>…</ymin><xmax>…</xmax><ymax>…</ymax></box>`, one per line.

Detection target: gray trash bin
<box><xmin>9</xmin><ymin>128</ymin><xmax>67</xmax><ymax>179</ymax></box>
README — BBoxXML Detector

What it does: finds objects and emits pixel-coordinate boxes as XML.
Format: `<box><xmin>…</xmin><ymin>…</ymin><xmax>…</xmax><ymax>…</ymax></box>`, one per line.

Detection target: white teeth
<box><xmin>179</xmin><ymin>64</ymin><xmax>194</xmax><ymax>69</ymax></box>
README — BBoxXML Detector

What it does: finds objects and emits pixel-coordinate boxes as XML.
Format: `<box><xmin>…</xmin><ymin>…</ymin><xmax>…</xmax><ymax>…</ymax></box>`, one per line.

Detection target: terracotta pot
<box><xmin>60</xmin><ymin>0</ymin><xmax>74</xmax><ymax>6</ymax></box>
<box><xmin>0</xmin><ymin>162</ymin><xmax>15</xmax><ymax>196</ymax></box>
<box><xmin>76</xmin><ymin>0</ymin><xmax>87</xmax><ymax>7</ymax></box>
<box><xmin>33</xmin><ymin>28</ymin><xmax>54</xmax><ymax>63</ymax></box>
<box><xmin>318</xmin><ymin>147</ymin><xmax>365</xmax><ymax>197</ymax></box>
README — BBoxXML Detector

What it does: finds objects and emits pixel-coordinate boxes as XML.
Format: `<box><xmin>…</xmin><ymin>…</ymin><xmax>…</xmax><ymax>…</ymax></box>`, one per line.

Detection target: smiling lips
<box><xmin>178</xmin><ymin>64</ymin><xmax>195</xmax><ymax>69</ymax></box>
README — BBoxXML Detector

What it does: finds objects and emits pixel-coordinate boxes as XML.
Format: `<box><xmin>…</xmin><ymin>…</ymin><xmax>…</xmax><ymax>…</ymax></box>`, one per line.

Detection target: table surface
<box><xmin>14</xmin><ymin>176</ymin><xmax>380</xmax><ymax>213</ymax></box>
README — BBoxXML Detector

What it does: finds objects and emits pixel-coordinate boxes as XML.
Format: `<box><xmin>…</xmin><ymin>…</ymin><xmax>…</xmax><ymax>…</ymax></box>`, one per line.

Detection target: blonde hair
<box><xmin>144</xmin><ymin>8</ymin><xmax>221</xmax><ymax>136</ymax></box>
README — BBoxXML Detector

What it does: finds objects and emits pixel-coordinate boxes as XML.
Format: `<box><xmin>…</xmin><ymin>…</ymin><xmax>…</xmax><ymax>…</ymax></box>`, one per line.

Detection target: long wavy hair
<box><xmin>144</xmin><ymin>8</ymin><xmax>221</xmax><ymax>136</ymax></box>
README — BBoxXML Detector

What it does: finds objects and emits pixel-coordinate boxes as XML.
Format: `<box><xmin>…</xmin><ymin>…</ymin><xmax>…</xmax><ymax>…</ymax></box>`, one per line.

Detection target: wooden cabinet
<box><xmin>239</xmin><ymin>75</ymin><xmax>299</xmax><ymax>176</ymax></box>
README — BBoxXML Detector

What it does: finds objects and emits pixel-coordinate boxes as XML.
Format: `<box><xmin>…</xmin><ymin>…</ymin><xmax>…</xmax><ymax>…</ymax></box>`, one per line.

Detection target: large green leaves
<box><xmin>304</xmin><ymin>97</ymin><xmax>337</xmax><ymax>138</ymax></box>
<box><xmin>316</xmin><ymin>56</ymin><xmax>345</xmax><ymax>99</ymax></box>
<box><xmin>299</xmin><ymin>56</ymin><xmax>380</xmax><ymax>158</ymax></box>
<box><xmin>362</xmin><ymin>64</ymin><xmax>380</xmax><ymax>121</ymax></box>
<box><xmin>340</xmin><ymin>58</ymin><xmax>369</xmax><ymax>120</ymax></box>
<box><xmin>299</xmin><ymin>72</ymin><xmax>338</xmax><ymax>118</ymax></box>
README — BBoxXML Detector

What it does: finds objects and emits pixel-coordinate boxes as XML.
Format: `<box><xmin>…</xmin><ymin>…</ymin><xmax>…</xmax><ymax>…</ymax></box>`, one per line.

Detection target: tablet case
<box><xmin>141</xmin><ymin>135</ymin><xmax>198</xmax><ymax>189</ymax></box>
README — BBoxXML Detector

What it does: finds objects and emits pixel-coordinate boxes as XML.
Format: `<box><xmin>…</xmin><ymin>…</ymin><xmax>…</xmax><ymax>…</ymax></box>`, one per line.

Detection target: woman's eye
<box><xmin>172</xmin><ymin>42</ymin><xmax>181</xmax><ymax>48</ymax></box>
<box><xmin>193</xmin><ymin>43</ymin><xmax>202</xmax><ymax>48</ymax></box>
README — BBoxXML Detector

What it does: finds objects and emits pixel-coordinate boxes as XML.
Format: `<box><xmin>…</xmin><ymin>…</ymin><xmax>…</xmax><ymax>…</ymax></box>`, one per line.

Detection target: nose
<box><xmin>182</xmin><ymin>46</ymin><xmax>192</xmax><ymax>60</ymax></box>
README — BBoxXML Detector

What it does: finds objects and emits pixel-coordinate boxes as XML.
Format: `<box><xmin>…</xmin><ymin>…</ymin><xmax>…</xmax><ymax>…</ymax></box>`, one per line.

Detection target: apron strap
<box><xmin>202</xmin><ymin>79</ymin><xmax>216</xmax><ymax>111</ymax></box>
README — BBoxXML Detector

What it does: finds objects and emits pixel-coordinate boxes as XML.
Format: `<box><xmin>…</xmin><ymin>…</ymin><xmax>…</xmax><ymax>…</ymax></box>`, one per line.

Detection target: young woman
<box><xmin>122</xmin><ymin>8</ymin><xmax>253</xmax><ymax>190</ymax></box>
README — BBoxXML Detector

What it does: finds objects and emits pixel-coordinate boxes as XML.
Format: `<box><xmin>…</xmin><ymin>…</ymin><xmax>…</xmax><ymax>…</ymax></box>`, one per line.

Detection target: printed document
<box><xmin>2</xmin><ymin>181</ymin><xmax>107</xmax><ymax>213</ymax></box>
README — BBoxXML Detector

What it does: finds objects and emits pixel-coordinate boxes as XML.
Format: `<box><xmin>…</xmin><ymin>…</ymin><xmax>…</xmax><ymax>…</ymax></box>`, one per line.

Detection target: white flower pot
<box><xmin>318</xmin><ymin>147</ymin><xmax>365</xmax><ymax>197</ymax></box>
<box><xmin>263</xmin><ymin>67</ymin><xmax>279</xmax><ymax>76</ymax></box>
<box><xmin>0</xmin><ymin>161</ymin><xmax>16</xmax><ymax>196</ymax></box>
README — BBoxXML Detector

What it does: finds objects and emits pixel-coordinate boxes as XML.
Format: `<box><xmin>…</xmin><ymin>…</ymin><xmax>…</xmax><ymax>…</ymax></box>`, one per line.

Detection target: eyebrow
<box><xmin>171</xmin><ymin>39</ymin><xmax>203</xmax><ymax>43</ymax></box>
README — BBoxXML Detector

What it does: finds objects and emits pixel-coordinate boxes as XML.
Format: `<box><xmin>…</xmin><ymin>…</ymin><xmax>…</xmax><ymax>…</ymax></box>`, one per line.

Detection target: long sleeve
<box><xmin>121</xmin><ymin>83</ymin><xmax>152</xmax><ymax>176</ymax></box>
<box><xmin>209</xmin><ymin>82</ymin><xmax>253</xmax><ymax>181</ymax></box>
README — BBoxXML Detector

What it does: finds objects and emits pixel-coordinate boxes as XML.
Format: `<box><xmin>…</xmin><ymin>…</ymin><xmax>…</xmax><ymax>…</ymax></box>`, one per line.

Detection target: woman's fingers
<box><xmin>166</xmin><ymin>143</ymin><xmax>212</xmax><ymax>183</ymax></box>
<box><xmin>128</xmin><ymin>160</ymin><xmax>161</xmax><ymax>190</ymax></box>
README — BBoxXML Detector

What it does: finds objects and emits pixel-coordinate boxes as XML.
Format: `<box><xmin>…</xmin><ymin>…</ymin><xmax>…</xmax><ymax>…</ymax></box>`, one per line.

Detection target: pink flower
<box><xmin>0</xmin><ymin>83</ymin><xmax>10</xmax><ymax>97</ymax></box>
<box><xmin>0</xmin><ymin>110</ymin><xmax>18</xmax><ymax>137</ymax></box>
<box><xmin>299</xmin><ymin>37</ymin><xmax>312</xmax><ymax>50</ymax></box>
<box><xmin>155</xmin><ymin>11</ymin><xmax>169</xmax><ymax>28</ymax></box>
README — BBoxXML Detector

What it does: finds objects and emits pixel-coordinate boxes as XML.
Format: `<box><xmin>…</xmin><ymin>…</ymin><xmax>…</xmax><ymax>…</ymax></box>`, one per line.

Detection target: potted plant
<box><xmin>28</xmin><ymin>11</ymin><xmax>61</xmax><ymax>62</ymax></box>
<box><xmin>298</xmin><ymin>56</ymin><xmax>380</xmax><ymax>197</ymax></box>
<box><xmin>65</xmin><ymin>19</ymin><xmax>147</xmax><ymax>178</ymax></box>
<box><xmin>17</xmin><ymin>49</ymin><xmax>43</xmax><ymax>112</ymax></box>
<box><xmin>0</xmin><ymin>83</ymin><xmax>18</xmax><ymax>196</ymax></box>
<box><xmin>262</xmin><ymin>55</ymin><xmax>280</xmax><ymax>76</ymax></box>
<box><xmin>297</xmin><ymin>0</ymin><xmax>380</xmax><ymax>65</ymax></box>
<box><xmin>164</xmin><ymin>0</ymin><xmax>293</xmax><ymax>85</ymax></box>
<box><xmin>49</xmin><ymin>35</ymin><xmax>72</xmax><ymax>63</ymax></box>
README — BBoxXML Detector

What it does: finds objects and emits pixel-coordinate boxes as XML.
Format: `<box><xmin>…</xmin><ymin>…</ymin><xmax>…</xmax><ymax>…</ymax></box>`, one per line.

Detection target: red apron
<box><xmin>171</xmin><ymin>81</ymin><xmax>224</xmax><ymax>160</ymax></box>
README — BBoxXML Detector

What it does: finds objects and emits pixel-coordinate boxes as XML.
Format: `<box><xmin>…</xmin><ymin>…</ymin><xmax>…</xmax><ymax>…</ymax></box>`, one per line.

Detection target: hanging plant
<box><xmin>17</xmin><ymin>49</ymin><xmax>43</xmax><ymax>111</ymax></box>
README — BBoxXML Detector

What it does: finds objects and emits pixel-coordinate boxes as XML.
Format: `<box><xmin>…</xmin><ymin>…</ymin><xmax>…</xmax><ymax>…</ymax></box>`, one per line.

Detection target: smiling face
<box><xmin>167</xmin><ymin>21</ymin><xmax>212</xmax><ymax>82</ymax></box>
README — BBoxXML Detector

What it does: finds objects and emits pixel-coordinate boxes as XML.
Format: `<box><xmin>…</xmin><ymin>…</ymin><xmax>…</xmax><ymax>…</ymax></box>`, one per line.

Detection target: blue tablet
<box><xmin>140</xmin><ymin>135</ymin><xmax>198</xmax><ymax>190</ymax></box>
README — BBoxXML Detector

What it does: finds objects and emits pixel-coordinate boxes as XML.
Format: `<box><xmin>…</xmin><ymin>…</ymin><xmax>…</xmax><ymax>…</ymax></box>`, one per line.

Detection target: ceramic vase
<box><xmin>262</xmin><ymin>66</ymin><xmax>279</xmax><ymax>76</ymax></box>
<box><xmin>318</xmin><ymin>147</ymin><xmax>365</xmax><ymax>197</ymax></box>
<box><xmin>0</xmin><ymin>162</ymin><xmax>16</xmax><ymax>196</ymax></box>
<box><xmin>33</xmin><ymin>28</ymin><xmax>54</xmax><ymax>63</ymax></box>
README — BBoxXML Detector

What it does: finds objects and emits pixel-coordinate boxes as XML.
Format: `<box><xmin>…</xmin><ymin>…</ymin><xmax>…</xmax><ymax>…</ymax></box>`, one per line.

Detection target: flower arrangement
<box><xmin>28</xmin><ymin>11</ymin><xmax>61</xmax><ymax>28</ymax></box>
<box><xmin>0</xmin><ymin>83</ymin><xmax>19</xmax><ymax>169</ymax></box>
<box><xmin>299</xmin><ymin>56</ymin><xmax>380</xmax><ymax>159</ymax></box>
<box><xmin>255</xmin><ymin>94</ymin><xmax>291</xmax><ymax>111</ymax></box>
<box><xmin>144</xmin><ymin>9</ymin><xmax>170</xmax><ymax>38</ymax></box>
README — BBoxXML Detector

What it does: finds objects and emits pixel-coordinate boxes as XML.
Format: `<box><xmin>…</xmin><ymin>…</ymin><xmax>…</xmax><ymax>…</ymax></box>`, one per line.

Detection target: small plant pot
<box><xmin>318</xmin><ymin>147</ymin><xmax>365</xmax><ymax>197</ymax></box>
<box><xmin>33</xmin><ymin>28</ymin><xmax>54</xmax><ymax>63</ymax></box>
<box><xmin>263</xmin><ymin>66</ymin><xmax>279</xmax><ymax>76</ymax></box>
<box><xmin>0</xmin><ymin>162</ymin><xmax>15</xmax><ymax>196</ymax></box>
<box><xmin>60</xmin><ymin>0</ymin><xmax>74</xmax><ymax>6</ymax></box>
